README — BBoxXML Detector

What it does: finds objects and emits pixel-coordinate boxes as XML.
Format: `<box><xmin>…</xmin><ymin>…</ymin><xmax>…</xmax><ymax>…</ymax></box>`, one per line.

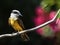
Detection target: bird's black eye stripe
<box><xmin>13</xmin><ymin>12</ymin><xmax>19</xmax><ymax>14</ymax></box>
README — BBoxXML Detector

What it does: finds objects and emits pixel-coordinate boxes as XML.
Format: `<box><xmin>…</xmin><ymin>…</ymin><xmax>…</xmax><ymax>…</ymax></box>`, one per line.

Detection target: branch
<box><xmin>0</xmin><ymin>9</ymin><xmax>60</xmax><ymax>38</ymax></box>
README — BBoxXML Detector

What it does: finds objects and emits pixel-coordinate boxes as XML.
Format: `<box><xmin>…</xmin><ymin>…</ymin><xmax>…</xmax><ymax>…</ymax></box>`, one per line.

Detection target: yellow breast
<box><xmin>9</xmin><ymin>18</ymin><xmax>15</xmax><ymax>25</ymax></box>
<box><xmin>9</xmin><ymin>18</ymin><xmax>23</xmax><ymax>31</ymax></box>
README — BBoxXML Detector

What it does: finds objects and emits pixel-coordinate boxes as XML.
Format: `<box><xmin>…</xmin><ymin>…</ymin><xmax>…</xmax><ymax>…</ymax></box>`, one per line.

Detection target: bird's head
<box><xmin>10</xmin><ymin>10</ymin><xmax>22</xmax><ymax>17</ymax></box>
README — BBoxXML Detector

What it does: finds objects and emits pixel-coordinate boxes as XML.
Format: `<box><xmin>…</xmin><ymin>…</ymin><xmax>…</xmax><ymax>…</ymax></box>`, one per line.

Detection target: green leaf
<box><xmin>40</xmin><ymin>0</ymin><xmax>55</xmax><ymax>12</ymax></box>
<box><xmin>42</xmin><ymin>25</ymin><xmax>54</xmax><ymax>37</ymax></box>
<box><xmin>41</xmin><ymin>0</ymin><xmax>55</xmax><ymax>8</ymax></box>
<box><xmin>57</xmin><ymin>11</ymin><xmax>60</xmax><ymax>18</ymax></box>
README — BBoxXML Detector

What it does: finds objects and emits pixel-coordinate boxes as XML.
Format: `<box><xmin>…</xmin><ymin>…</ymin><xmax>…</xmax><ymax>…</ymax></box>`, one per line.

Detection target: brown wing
<box><xmin>17</xmin><ymin>19</ymin><xmax>30</xmax><ymax>41</ymax></box>
<box><xmin>17</xmin><ymin>19</ymin><xmax>25</xmax><ymax>29</ymax></box>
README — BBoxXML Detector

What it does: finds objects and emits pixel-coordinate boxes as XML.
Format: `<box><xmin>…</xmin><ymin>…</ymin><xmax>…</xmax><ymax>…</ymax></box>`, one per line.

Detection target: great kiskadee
<box><xmin>8</xmin><ymin>10</ymin><xmax>30</xmax><ymax>41</ymax></box>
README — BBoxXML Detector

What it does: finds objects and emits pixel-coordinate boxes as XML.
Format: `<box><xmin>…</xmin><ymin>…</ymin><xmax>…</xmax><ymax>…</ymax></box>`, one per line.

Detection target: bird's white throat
<box><xmin>10</xmin><ymin>13</ymin><xmax>18</xmax><ymax>20</ymax></box>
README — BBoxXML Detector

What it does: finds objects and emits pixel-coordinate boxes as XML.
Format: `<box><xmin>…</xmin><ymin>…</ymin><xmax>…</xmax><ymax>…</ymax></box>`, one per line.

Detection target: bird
<box><xmin>8</xmin><ymin>10</ymin><xmax>30</xmax><ymax>41</ymax></box>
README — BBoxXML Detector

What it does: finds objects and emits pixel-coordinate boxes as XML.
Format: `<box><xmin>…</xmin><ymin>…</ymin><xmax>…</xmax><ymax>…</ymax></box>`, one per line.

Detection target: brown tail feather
<box><xmin>20</xmin><ymin>33</ymin><xmax>30</xmax><ymax>41</ymax></box>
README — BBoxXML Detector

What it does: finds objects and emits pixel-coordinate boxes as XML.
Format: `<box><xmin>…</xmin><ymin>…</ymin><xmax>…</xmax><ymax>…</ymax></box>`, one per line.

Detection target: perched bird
<box><xmin>8</xmin><ymin>10</ymin><xmax>30</xmax><ymax>41</ymax></box>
